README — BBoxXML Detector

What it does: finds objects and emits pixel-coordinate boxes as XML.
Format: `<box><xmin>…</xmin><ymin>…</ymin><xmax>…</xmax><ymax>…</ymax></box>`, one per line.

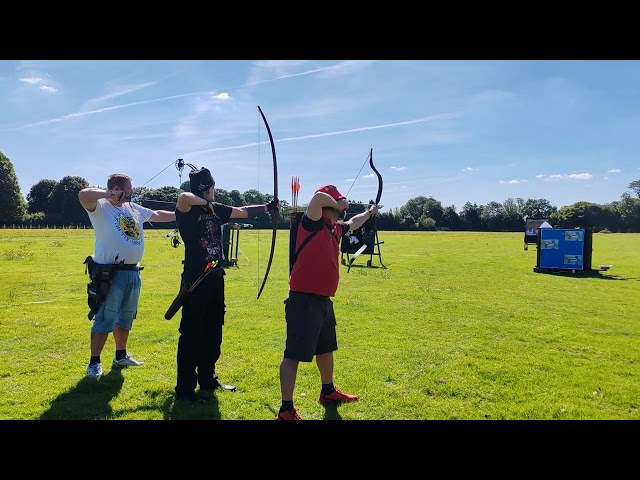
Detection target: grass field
<box><xmin>0</xmin><ymin>228</ymin><xmax>638</xmax><ymax>420</ymax></box>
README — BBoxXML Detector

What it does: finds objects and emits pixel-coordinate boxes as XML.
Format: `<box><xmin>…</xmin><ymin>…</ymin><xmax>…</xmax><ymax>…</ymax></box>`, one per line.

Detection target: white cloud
<box><xmin>566</xmin><ymin>173</ymin><xmax>592</xmax><ymax>180</ymax></box>
<box><xmin>16</xmin><ymin>72</ymin><xmax>60</xmax><ymax>96</ymax></box>
<box><xmin>19</xmin><ymin>77</ymin><xmax>44</xmax><ymax>85</ymax></box>
<box><xmin>607</xmin><ymin>169</ymin><xmax>621</xmax><ymax>173</ymax></box>
<box><xmin>462</xmin><ymin>167</ymin><xmax>474</xmax><ymax>171</ymax></box>
<box><xmin>544</xmin><ymin>173</ymin><xmax>593</xmax><ymax>181</ymax></box>
<box><xmin>536</xmin><ymin>174</ymin><xmax>545</xmax><ymax>178</ymax></box>
<box><xmin>391</xmin><ymin>166</ymin><xmax>406</xmax><ymax>171</ymax></box>
<box><xmin>172</xmin><ymin>92</ymin><xmax>233</xmax><ymax>147</ymax></box>
<box><xmin>499</xmin><ymin>179</ymin><xmax>527</xmax><ymax>184</ymax></box>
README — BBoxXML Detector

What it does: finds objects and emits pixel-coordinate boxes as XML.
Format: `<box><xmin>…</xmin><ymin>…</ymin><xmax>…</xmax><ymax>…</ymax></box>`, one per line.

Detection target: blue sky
<box><xmin>2</xmin><ymin>60</ymin><xmax>639</xmax><ymax>212</ymax></box>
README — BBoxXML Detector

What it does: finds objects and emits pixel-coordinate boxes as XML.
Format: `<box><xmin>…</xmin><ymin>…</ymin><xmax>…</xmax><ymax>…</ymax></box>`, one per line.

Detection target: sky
<box><xmin>1</xmin><ymin>60</ymin><xmax>639</xmax><ymax>213</ymax></box>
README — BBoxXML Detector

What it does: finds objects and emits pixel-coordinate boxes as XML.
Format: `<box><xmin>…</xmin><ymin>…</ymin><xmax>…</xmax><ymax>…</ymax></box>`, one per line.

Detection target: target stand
<box><xmin>340</xmin><ymin>214</ymin><xmax>386</xmax><ymax>269</ymax></box>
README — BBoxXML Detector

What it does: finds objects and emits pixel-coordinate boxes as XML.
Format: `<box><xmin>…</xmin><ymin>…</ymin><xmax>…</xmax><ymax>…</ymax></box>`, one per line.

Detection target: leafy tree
<box><xmin>242</xmin><ymin>188</ymin><xmax>265</xmax><ymax>205</ymax></box>
<box><xmin>522</xmin><ymin>198</ymin><xmax>557</xmax><ymax>219</ymax></box>
<box><xmin>134</xmin><ymin>187</ymin><xmax>178</xmax><ymax>213</ymax></box>
<box><xmin>481</xmin><ymin>201</ymin><xmax>504</xmax><ymax>231</ymax></box>
<box><xmin>180</xmin><ymin>180</ymin><xmax>190</xmax><ymax>192</ymax></box>
<box><xmin>599</xmin><ymin>202</ymin><xmax>623</xmax><ymax>232</ymax></box>
<box><xmin>49</xmin><ymin>175</ymin><xmax>90</xmax><ymax>225</ymax></box>
<box><xmin>399</xmin><ymin>215</ymin><xmax>418</xmax><ymax>230</ymax></box>
<box><xmin>130</xmin><ymin>186</ymin><xmax>151</xmax><ymax>202</ymax></box>
<box><xmin>614</xmin><ymin>193</ymin><xmax>640</xmax><ymax>232</ymax></box>
<box><xmin>146</xmin><ymin>186</ymin><xmax>181</xmax><ymax>203</ymax></box>
<box><xmin>399</xmin><ymin>196</ymin><xmax>428</xmax><ymax>225</ymax></box>
<box><xmin>229</xmin><ymin>190</ymin><xmax>244</xmax><ymax>206</ymax></box>
<box><xmin>374</xmin><ymin>210</ymin><xmax>397</xmax><ymax>231</ymax></box>
<box><xmin>502</xmin><ymin>197</ymin><xmax>525</xmax><ymax>231</ymax></box>
<box><xmin>553</xmin><ymin>201</ymin><xmax>607</xmax><ymax>231</ymax></box>
<box><xmin>24</xmin><ymin>211</ymin><xmax>45</xmax><ymax>225</ymax></box>
<box><xmin>459</xmin><ymin>202</ymin><xmax>484</xmax><ymax>231</ymax></box>
<box><xmin>441</xmin><ymin>205</ymin><xmax>461</xmax><ymax>230</ymax></box>
<box><xmin>628</xmin><ymin>180</ymin><xmax>640</xmax><ymax>198</ymax></box>
<box><xmin>417</xmin><ymin>216</ymin><xmax>437</xmax><ymax>230</ymax></box>
<box><xmin>213</xmin><ymin>188</ymin><xmax>233</xmax><ymax>206</ymax></box>
<box><xmin>421</xmin><ymin>197</ymin><xmax>444</xmax><ymax>226</ymax></box>
<box><xmin>0</xmin><ymin>151</ymin><xmax>28</xmax><ymax>224</ymax></box>
<box><xmin>27</xmin><ymin>179</ymin><xmax>57</xmax><ymax>214</ymax></box>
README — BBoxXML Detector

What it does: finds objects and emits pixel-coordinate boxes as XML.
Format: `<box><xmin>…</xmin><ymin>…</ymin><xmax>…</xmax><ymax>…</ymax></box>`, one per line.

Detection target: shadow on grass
<box><xmin>321</xmin><ymin>403</ymin><xmax>343</xmax><ymax>420</ymax></box>
<box><xmin>38</xmin><ymin>372</ymin><xmax>245</xmax><ymax>420</ymax></box>
<box><xmin>532</xmin><ymin>269</ymin><xmax>633</xmax><ymax>281</ymax></box>
<box><xmin>166</xmin><ymin>389</ymin><xmax>222</xmax><ymax>420</ymax></box>
<box><xmin>39</xmin><ymin>369</ymin><xmax>125</xmax><ymax>420</ymax></box>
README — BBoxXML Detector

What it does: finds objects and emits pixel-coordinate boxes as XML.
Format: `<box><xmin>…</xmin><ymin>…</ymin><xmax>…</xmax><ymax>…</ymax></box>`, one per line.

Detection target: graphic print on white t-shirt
<box><xmin>115</xmin><ymin>210</ymin><xmax>142</xmax><ymax>244</ymax></box>
<box><xmin>87</xmin><ymin>199</ymin><xmax>154</xmax><ymax>264</ymax></box>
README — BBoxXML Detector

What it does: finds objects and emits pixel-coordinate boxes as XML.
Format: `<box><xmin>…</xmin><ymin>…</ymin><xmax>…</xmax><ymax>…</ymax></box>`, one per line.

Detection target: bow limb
<box><xmin>346</xmin><ymin>149</ymin><xmax>381</xmax><ymax>274</ymax></box>
<box><xmin>369</xmin><ymin>148</ymin><xmax>383</xmax><ymax>207</ymax></box>
<box><xmin>257</xmin><ymin>106</ymin><xmax>279</xmax><ymax>300</ymax></box>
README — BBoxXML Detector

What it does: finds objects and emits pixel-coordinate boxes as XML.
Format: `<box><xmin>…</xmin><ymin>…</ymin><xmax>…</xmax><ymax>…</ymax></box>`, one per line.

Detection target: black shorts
<box><xmin>284</xmin><ymin>291</ymin><xmax>338</xmax><ymax>362</ymax></box>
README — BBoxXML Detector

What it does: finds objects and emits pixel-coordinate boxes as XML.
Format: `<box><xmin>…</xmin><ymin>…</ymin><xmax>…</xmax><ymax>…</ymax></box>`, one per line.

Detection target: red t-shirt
<box><xmin>289</xmin><ymin>214</ymin><xmax>344</xmax><ymax>297</ymax></box>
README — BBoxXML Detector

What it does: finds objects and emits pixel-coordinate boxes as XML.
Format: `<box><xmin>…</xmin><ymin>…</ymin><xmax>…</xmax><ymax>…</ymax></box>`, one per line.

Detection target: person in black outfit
<box><xmin>173</xmin><ymin>166</ymin><xmax>278</xmax><ymax>402</ymax></box>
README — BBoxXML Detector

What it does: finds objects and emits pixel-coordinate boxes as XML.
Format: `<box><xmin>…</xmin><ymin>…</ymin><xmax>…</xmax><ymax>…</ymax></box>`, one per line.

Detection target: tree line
<box><xmin>2</xmin><ymin>151</ymin><xmax>640</xmax><ymax>232</ymax></box>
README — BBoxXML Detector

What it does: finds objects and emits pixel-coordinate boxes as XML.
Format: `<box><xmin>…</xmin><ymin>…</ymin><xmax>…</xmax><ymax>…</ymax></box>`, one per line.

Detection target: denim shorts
<box><xmin>91</xmin><ymin>270</ymin><xmax>141</xmax><ymax>333</ymax></box>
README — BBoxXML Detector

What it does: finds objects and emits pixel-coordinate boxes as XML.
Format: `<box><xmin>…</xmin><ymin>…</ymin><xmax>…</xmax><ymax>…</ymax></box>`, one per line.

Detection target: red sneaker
<box><xmin>276</xmin><ymin>407</ymin><xmax>303</xmax><ymax>420</ymax></box>
<box><xmin>318</xmin><ymin>387</ymin><xmax>358</xmax><ymax>405</ymax></box>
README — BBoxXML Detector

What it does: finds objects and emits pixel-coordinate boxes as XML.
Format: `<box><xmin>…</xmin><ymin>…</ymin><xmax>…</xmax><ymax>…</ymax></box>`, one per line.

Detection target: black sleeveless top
<box><xmin>176</xmin><ymin>202</ymin><xmax>232</xmax><ymax>282</ymax></box>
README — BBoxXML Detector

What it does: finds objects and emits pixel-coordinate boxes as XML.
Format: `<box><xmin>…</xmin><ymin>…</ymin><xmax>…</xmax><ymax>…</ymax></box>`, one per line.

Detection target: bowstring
<box><xmin>344</xmin><ymin>150</ymin><xmax>373</xmax><ymax>199</ymax></box>
<box><xmin>256</xmin><ymin>111</ymin><xmax>262</xmax><ymax>285</ymax></box>
<box><xmin>135</xmin><ymin>159</ymin><xmax>184</xmax><ymax>247</ymax></box>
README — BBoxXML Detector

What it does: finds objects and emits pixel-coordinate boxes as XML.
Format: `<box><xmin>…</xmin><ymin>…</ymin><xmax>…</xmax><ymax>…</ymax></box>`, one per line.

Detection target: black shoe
<box><xmin>201</xmin><ymin>379</ymin><xmax>237</xmax><ymax>392</ymax></box>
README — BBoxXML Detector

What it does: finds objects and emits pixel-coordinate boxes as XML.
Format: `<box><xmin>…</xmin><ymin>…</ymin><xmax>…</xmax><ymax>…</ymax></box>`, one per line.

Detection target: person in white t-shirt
<box><xmin>78</xmin><ymin>173</ymin><xmax>175</xmax><ymax>378</ymax></box>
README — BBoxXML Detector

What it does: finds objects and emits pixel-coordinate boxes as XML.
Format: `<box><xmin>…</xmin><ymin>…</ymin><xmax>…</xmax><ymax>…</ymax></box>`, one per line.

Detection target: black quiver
<box><xmin>84</xmin><ymin>256</ymin><xmax>121</xmax><ymax>320</ymax></box>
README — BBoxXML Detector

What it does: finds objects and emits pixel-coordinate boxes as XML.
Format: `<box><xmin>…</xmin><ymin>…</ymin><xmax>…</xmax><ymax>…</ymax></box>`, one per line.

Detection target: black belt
<box><xmin>291</xmin><ymin>291</ymin><xmax>328</xmax><ymax>300</ymax></box>
<box><xmin>118</xmin><ymin>264</ymin><xmax>143</xmax><ymax>271</ymax></box>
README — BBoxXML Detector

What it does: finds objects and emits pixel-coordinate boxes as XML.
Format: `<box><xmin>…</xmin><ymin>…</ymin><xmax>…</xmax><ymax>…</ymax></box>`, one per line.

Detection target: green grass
<box><xmin>0</xmin><ymin>228</ymin><xmax>638</xmax><ymax>420</ymax></box>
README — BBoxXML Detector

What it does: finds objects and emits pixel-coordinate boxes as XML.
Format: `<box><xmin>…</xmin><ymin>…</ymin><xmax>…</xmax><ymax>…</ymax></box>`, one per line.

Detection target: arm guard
<box><xmin>245</xmin><ymin>205</ymin><xmax>266</xmax><ymax>217</ymax></box>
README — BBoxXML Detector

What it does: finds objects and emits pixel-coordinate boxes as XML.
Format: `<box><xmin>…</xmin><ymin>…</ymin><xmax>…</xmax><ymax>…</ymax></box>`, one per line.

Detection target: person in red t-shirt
<box><xmin>275</xmin><ymin>184</ymin><xmax>382</xmax><ymax>420</ymax></box>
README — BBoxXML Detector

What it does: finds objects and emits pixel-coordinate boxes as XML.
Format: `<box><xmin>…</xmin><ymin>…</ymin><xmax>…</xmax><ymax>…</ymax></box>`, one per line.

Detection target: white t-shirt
<box><xmin>87</xmin><ymin>198</ymin><xmax>154</xmax><ymax>265</ymax></box>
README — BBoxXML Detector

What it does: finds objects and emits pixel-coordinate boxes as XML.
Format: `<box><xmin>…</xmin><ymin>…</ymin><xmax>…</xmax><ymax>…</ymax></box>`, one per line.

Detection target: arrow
<box><xmin>347</xmin><ymin>243</ymin><xmax>368</xmax><ymax>273</ymax></box>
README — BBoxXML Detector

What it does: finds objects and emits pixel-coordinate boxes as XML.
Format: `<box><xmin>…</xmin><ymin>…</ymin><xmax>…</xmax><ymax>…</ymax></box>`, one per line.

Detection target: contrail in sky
<box><xmin>184</xmin><ymin>113</ymin><xmax>460</xmax><ymax>156</ymax></box>
<box><xmin>12</xmin><ymin>62</ymin><xmax>367</xmax><ymax>130</ymax></box>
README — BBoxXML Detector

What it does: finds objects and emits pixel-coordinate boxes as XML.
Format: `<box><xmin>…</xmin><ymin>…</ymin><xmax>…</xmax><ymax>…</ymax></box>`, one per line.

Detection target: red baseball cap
<box><xmin>315</xmin><ymin>185</ymin><xmax>346</xmax><ymax>201</ymax></box>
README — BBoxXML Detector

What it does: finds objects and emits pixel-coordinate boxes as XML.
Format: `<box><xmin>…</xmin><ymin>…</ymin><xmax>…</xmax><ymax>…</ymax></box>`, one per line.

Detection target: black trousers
<box><xmin>175</xmin><ymin>274</ymin><xmax>226</xmax><ymax>395</ymax></box>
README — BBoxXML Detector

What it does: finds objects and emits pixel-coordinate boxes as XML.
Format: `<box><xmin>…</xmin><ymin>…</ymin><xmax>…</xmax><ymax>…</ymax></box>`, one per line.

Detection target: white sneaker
<box><xmin>112</xmin><ymin>354</ymin><xmax>144</xmax><ymax>368</ymax></box>
<box><xmin>86</xmin><ymin>363</ymin><xmax>104</xmax><ymax>378</ymax></box>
